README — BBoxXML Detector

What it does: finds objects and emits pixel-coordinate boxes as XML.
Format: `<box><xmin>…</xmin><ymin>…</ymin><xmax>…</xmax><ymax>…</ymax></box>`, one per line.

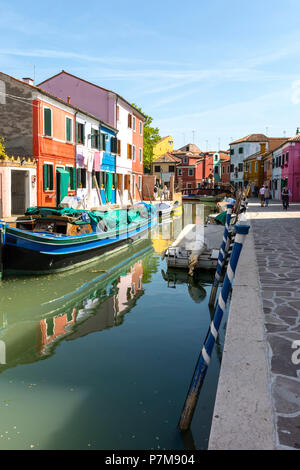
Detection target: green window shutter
<box><xmin>66</xmin><ymin>118</ymin><xmax>72</xmax><ymax>142</ymax></box>
<box><xmin>43</xmin><ymin>164</ymin><xmax>48</xmax><ymax>190</ymax></box>
<box><xmin>72</xmin><ymin>167</ymin><xmax>76</xmax><ymax>190</ymax></box>
<box><xmin>44</xmin><ymin>108</ymin><xmax>52</xmax><ymax>136</ymax></box>
<box><xmin>49</xmin><ymin>165</ymin><xmax>53</xmax><ymax>190</ymax></box>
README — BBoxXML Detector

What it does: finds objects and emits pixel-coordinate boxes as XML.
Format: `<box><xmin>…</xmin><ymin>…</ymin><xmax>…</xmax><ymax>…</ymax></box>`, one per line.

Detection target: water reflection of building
<box><xmin>38</xmin><ymin>260</ymin><xmax>145</xmax><ymax>353</ymax></box>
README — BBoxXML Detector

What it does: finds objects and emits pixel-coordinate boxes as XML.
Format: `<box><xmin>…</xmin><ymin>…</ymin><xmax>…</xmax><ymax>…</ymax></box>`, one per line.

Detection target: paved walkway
<box><xmin>248</xmin><ymin>199</ymin><xmax>300</xmax><ymax>449</ymax></box>
<box><xmin>209</xmin><ymin>199</ymin><xmax>300</xmax><ymax>450</ymax></box>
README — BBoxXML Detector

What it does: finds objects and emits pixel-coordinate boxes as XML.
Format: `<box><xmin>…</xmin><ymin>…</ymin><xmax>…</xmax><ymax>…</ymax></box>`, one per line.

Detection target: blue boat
<box><xmin>0</xmin><ymin>203</ymin><xmax>157</xmax><ymax>276</ymax></box>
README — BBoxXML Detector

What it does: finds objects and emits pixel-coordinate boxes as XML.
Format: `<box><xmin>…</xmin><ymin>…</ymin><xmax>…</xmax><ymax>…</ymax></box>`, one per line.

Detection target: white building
<box><xmin>229</xmin><ymin>134</ymin><xmax>268</xmax><ymax>189</ymax></box>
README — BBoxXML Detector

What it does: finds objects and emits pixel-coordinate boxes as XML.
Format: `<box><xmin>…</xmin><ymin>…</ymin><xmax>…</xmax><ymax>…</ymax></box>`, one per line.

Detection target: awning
<box><xmin>56</xmin><ymin>167</ymin><xmax>70</xmax><ymax>202</ymax></box>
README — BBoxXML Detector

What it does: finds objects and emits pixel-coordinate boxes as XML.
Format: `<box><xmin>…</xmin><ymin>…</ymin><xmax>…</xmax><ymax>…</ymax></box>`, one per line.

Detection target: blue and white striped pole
<box><xmin>209</xmin><ymin>204</ymin><xmax>234</xmax><ymax>307</ymax></box>
<box><xmin>179</xmin><ymin>223</ymin><xmax>250</xmax><ymax>431</ymax></box>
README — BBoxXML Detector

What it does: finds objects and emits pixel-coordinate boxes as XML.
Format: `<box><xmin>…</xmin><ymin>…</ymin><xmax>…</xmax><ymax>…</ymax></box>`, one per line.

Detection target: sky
<box><xmin>1</xmin><ymin>0</ymin><xmax>300</xmax><ymax>151</ymax></box>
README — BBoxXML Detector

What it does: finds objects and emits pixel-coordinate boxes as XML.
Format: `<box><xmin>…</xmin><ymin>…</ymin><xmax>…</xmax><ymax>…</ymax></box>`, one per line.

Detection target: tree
<box><xmin>132</xmin><ymin>104</ymin><xmax>161</xmax><ymax>172</ymax></box>
<box><xmin>0</xmin><ymin>137</ymin><xmax>8</xmax><ymax>159</ymax></box>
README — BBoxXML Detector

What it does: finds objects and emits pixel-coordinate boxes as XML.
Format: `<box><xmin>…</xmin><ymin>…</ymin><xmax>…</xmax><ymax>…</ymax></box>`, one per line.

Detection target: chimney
<box><xmin>23</xmin><ymin>77</ymin><xmax>34</xmax><ymax>86</ymax></box>
<box><xmin>67</xmin><ymin>96</ymin><xmax>71</xmax><ymax>104</ymax></box>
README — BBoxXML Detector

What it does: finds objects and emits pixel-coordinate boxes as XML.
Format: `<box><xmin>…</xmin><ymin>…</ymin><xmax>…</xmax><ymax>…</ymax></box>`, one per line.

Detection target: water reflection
<box><xmin>0</xmin><ymin>238</ymin><xmax>154</xmax><ymax>372</ymax></box>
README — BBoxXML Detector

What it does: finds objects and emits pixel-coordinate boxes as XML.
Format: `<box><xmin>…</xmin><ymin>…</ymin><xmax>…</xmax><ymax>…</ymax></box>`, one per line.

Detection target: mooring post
<box><xmin>178</xmin><ymin>223</ymin><xmax>250</xmax><ymax>432</ymax></box>
<box><xmin>208</xmin><ymin>204</ymin><xmax>234</xmax><ymax>307</ymax></box>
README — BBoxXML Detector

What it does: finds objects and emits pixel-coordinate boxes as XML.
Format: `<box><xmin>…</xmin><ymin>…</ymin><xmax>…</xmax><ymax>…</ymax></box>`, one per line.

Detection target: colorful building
<box><xmin>212</xmin><ymin>151</ymin><xmax>229</xmax><ymax>183</ymax></box>
<box><xmin>131</xmin><ymin>108</ymin><xmax>144</xmax><ymax>201</ymax></box>
<box><xmin>220</xmin><ymin>154</ymin><xmax>231</xmax><ymax>185</ymax></box>
<box><xmin>153</xmin><ymin>136</ymin><xmax>173</xmax><ymax>160</ymax></box>
<box><xmin>229</xmin><ymin>134</ymin><xmax>268</xmax><ymax>189</ymax></box>
<box><xmin>151</xmin><ymin>152</ymin><xmax>181</xmax><ymax>187</ymax></box>
<box><xmin>38</xmin><ymin>71</ymin><xmax>145</xmax><ymax>204</ymax></box>
<box><xmin>270</xmin><ymin>135</ymin><xmax>300</xmax><ymax>202</ymax></box>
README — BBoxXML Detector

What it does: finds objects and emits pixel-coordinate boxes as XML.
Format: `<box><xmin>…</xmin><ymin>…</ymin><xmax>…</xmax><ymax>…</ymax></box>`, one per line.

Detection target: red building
<box><xmin>175</xmin><ymin>151</ymin><xmax>214</xmax><ymax>190</ymax></box>
<box><xmin>220</xmin><ymin>154</ymin><xmax>231</xmax><ymax>184</ymax></box>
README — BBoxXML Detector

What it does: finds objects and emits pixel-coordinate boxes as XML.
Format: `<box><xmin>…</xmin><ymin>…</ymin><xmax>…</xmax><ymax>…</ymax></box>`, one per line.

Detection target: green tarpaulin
<box><xmin>56</xmin><ymin>168</ymin><xmax>70</xmax><ymax>203</ymax></box>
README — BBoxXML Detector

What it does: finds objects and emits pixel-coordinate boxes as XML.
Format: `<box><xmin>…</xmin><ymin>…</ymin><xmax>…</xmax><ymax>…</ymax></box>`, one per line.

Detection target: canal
<box><xmin>0</xmin><ymin>202</ymin><xmax>229</xmax><ymax>450</ymax></box>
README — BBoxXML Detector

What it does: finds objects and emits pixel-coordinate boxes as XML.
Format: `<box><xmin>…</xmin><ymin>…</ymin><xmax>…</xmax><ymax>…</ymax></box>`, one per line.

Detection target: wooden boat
<box><xmin>170</xmin><ymin>200</ymin><xmax>182</xmax><ymax>216</ymax></box>
<box><xmin>163</xmin><ymin>224</ymin><xmax>224</xmax><ymax>271</ymax></box>
<box><xmin>154</xmin><ymin>202</ymin><xmax>172</xmax><ymax>220</ymax></box>
<box><xmin>0</xmin><ymin>203</ymin><xmax>157</xmax><ymax>276</ymax></box>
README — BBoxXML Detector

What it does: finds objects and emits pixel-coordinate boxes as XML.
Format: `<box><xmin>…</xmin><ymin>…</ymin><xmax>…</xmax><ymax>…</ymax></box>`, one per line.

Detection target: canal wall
<box><xmin>208</xmin><ymin>215</ymin><xmax>275</xmax><ymax>450</ymax></box>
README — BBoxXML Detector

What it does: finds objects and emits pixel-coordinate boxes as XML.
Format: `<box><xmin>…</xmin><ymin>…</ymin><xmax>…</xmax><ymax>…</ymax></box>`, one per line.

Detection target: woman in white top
<box><xmin>259</xmin><ymin>186</ymin><xmax>265</xmax><ymax>207</ymax></box>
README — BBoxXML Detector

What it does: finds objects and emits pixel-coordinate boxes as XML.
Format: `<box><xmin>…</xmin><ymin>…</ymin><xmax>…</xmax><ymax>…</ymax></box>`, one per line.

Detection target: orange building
<box><xmin>33</xmin><ymin>96</ymin><xmax>77</xmax><ymax>207</ymax></box>
<box><xmin>131</xmin><ymin>110</ymin><xmax>144</xmax><ymax>201</ymax></box>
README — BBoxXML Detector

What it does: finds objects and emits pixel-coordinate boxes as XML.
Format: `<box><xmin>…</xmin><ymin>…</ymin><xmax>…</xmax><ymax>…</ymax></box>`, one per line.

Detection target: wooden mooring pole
<box><xmin>178</xmin><ymin>223</ymin><xmax>250</xmax><ymax>432</ymax></box>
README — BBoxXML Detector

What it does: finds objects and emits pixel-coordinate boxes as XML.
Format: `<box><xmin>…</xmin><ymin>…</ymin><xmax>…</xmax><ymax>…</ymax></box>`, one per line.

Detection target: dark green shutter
<box><xmin>66</xmin><ymin>118</ymin><xmax>71</xmax><ymax>142</ymax></box>
<box><xmin>72</xmin><ymin>167</ymin><xmax>76</xmax><ymax>190</ymax></box>
<box><xmin>43</xmin><ymin>164</ymin><xmax>48</xmax><ymax>190</ymax></box>
<box><xmin>49</xmin><ymin>165</ymin><xmax>53</xmax><ymax>190</ymax></box>
<box><xmin>44</xmin><ymin>108</ymin><xmax>52</xmax><ymax>136</ymax></box>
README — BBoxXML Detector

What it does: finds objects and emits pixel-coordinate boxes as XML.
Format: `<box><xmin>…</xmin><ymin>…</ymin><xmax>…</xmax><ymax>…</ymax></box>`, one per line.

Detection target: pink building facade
<box><xmin>276</xmin><ymin>136</ymin><xmax>300</xmax><ymax>202</ymax></box>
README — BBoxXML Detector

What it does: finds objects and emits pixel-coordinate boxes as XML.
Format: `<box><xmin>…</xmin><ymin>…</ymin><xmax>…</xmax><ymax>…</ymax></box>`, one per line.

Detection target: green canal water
<box><xmin>0</xmin><ymin>202</ymin><xmax>229</xmax><ymax>450</ymax></box>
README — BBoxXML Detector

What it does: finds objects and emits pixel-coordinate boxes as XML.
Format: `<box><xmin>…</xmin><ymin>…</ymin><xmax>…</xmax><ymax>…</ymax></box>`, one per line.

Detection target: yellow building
<box><xmin>153</xmin><ymin>136</ymin><xmax>173</xmax><ymax>160</ymax></box>
<box><xmin>243</xmin><ymin>151</ymin><xmax>263</xmax><ymax>190</ymax></box>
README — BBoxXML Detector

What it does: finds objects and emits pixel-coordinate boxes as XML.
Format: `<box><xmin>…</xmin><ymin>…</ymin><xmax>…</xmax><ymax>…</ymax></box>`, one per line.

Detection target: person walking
<box><xmin>163</xmin><ymin>184</ymin><xmax>169</xmax><ymax>201</ymax></box>
<box><xmin>259</xmin><ymin>186</ymin><xmax>265</xmax><ymax>207</ymax></box>
<box><xmin>281</xmin><ymin>185</ymin><xmax>291</xmax><ymax>210</ymax></box>
<box><xmin>153</xmin><ymin>184</ymin><xmax>158</xmax><ymax>200</ymax></box>
<box><xmin>264</xmin><ymin>185</ymin><xmax>271</xmax><ymax>207</ymax></box>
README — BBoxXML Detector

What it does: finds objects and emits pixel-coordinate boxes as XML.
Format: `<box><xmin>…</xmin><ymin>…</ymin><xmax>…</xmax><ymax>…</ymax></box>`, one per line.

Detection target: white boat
<box><xmin>164</xmin><ymin>224</ymin><xmax>225</xmax><ymax>272</ymax></box>
<box><xmin>154</xmin><ymin>202</ymin><xmax>173</xmax><ymax>220</ymax></box>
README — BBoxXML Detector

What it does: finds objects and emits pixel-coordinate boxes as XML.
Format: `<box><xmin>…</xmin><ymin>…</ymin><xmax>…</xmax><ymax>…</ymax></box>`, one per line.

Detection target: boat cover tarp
<box><xmin>25</xmin><ymin>205</ymin><xmax>148</xmax><ymax>230</ymax></box>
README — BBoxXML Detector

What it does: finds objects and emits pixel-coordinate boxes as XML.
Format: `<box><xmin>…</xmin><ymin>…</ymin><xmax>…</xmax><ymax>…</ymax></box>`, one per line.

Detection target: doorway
<box><xmin>11</xmin><ymin>170</ymin><xmax>28</xmax><ymax>215</ymax></box>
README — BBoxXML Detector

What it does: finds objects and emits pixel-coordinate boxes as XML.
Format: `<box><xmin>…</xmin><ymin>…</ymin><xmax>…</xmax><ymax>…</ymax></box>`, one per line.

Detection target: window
<box><xmin>230</xmin><ymin>148</ymin><xmax>234</xmax><ymax>155</ymax></box>
<box><xmin>77</xmin><ymin>168</ymin><xmax>87</xmax><ymax>188</ymax></box>
<box><xmin>154</xmin><ymin>165</ymin><xmax>160</xmax><ymax>173</ymax></box>
<box><xmin>238</xmin><ymin>163</ymin><xmax>243</xmax><ymax>172</ymax></box>
<box><xmin>230</xmin><ymin>164</ymin><xmax>234</xmax><ymax>172</ymax></box>
<box><xmin>188</xmin><ymin>168</ymin><xmax>193</xmax><ymax>176</ymax></box>
<box><xmin>187</xmin><ymin>183</ymin><xmax>192</xmax><ymax>189</ymax></box>
<box><xmin>132</xmin><ymin>145</ymin><xmax>136</xmax><ymax>161</ymax></box>
<box><xmin>282</xmin><ymin>154</ymin><xmax>285</xmax><ymax>165</ymax></box>
<box><xmin>128</xmin><ymin>114</ymin><xmax>132</xmax><ymax>128</ymax></box>
<box><xmin>238</xmin><ymin>147</ymin><xmax>244</xmax><ymax>154</ymax></box>
<box><xmin>91</xmin><ymin>128</ymin><xmax>100</xmax><ymax>149</ymax></box>
<box><xmin>138</xmin><ymin>175</ymin><xmax>142</xmax><ymax>191</ymax></box>
<box><xmin>111</xmin><ymin>136</ymin><xmax>118</xmax><ymax>154</ymax></box>
<box><xmin>127</xmin><ymin>143</ymin><xmax>132</xmax><ymax>159</ymax></box>
<box><xmin>245</xmin><ymin>163</ymin><xmax>249</xmax><ymax>172</ymax></box>
<box><xmin>214</xmin><ymin>166</ymin><xmax>219</xmax><ymax>174</ymax></box>
<box><xmin>66</xmin><ymin>117</ymin><xmax>72</xmax><ymax>142</ymax></box>
<box><xmin>116</xmin><ymin>106</ymin><xmax>119</xmax><ymax>121</ymax></box>
<box><xmin>222</xmin><ymin>166</ymin><xmax>225</xmax><ymax>174</ymax></box>
<box><xmin>255</xmin><ymin>162</ymin><xmax>258</xmax><ymax>172</ymax></box>
<box><xmin>43</xmin><ymin>164</ymin><xmax>54</xmax><ymax>190</ymax></box>
<box><xmin>139</xmin><ymin>148</ymin><xmax>142</xmax><ymax>164</ymax></box>
<box><xmin>100</xmin><ymin>133</ymin><xmax>106</xmax><ymax>151</ymax></box>
<box><xmin>169</xmin><ymin>165</ymin><xmax>175</xmax><ymax>172</ymax></box>
<box><xmin>197</xmin><ymin>183</ymin><xmax>201</xmax><ymax>188</ymax></box>
<box><xmin>214</xmin><ymin>155</ymin><xmax>218</xmax><ymax>161</ymax></box>
<box><xmin>92</xmin><ymin>170</ymin><xmax>101</xmax><ymax>188</ymax></box>
<box><xmin>178</xmin><ymin>168</ymin><xmax>182</xmax><ymax>176</ymax></box>
<box><xmin>76</xmin><ymin>122</ymin><xmax>85</xmax><ymax>145</ymax></box>
<box><xmin>132</xmin><ymin>116</ymin><xmax>136</xmax><ymax>132</ymax></box>
<box><xmin>117</xmin><ymin>139</ymin><xmax>121</xmax><ymax>155</ymax></box>
<box><xmin>184</xmin><ymin>157</ymin><xmax>188</xmax><ymax>164</ymax></box>
<box><xmin>139</xmin><ymin>121</ymin><xmax>142</xmax><ymax>135</ymax></box>
<box><xmin>66</xmin><ymin>166</ymin><xmax>76</xmax><ymax>190</ymax></box>
<box><xmin>286</xmin><ymin>152</ymin><xmax>289</xmax><ymax>164</ymax></box>
<box><xmin>227</xmin><ymin>166</ymin><xmax>230</xmax><ymax>173</ymax></box>
<box><xmin>44</xmin><ymin>108</ymin><xmax>52</xmax><ymax>136</ymax></box>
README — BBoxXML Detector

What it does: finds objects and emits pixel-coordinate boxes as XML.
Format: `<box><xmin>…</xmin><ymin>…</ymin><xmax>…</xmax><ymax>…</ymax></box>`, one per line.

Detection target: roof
<box><xmin>230</xmin><ymin>134</ymin><xmax>268</xmax><ymax>145</ymax></box>
<box><xmin>176</xmin><ymin>143</ymin><xmax>202</xmax><ymax>153</ymax></box>
<box><xmin>154</xmin><ymin>136</ymin><xmax>173</xmax><ymax>145</ymax></box>
<box><xmin>0</xmin><ymin>71</ymin><xmax>118</xmax><ymax>133</ymax></box>
<box><xmin>153</xmin><ymin>152</ymin><xmax>181</xmax><ymax>164</ymax></box>
<box><xmin>38</xmin><ymin>70</ymin><xmax>146</xmax><ymax>120</ymax></box>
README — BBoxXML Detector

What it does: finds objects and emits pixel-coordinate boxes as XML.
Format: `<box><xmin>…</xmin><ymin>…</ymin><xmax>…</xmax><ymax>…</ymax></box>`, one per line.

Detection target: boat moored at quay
<box><xmin>0</xmin><ymin>202</ymin><xmax>157</xmax><ymax>277</ymax></box>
